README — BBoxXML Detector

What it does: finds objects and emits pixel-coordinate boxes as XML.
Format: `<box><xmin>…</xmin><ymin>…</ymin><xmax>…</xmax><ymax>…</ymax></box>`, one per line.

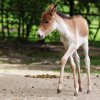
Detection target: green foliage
<box><xmin>74</xmin><ymin>1</ymin><xmax>100</xmax><ymax>41</ymax></box>
<box><xmin>0</xmin><ymin>0</ymin><xmax>100</xmax><ymax>42</ymax></box>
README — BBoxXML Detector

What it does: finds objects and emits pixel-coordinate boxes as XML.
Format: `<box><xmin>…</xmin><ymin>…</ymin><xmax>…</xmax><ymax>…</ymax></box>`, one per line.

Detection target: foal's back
<box><xmin>63</xmin><ymin>15</ymin><xmax>89</xmax><ymax>37</ymax></box>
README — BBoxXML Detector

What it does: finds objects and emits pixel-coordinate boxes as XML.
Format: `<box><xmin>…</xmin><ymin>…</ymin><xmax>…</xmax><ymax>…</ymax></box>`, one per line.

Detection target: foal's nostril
<box><xmin>37</xmin><ymin>34</ymin><xmax>41</xmax><ymax>38</ymax></box>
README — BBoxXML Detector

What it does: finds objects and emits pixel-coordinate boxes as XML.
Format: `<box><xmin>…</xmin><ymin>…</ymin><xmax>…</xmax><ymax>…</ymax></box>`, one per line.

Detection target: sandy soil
<box><xmin>0</xmin><ymin>74</ymin><xmax>100</xmax><ymax>100</ymax></box>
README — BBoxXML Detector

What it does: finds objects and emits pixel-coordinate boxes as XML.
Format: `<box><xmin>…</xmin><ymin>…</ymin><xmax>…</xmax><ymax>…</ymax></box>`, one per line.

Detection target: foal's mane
<box><xmin>57</xmin><ymin>11</ymin><xmax>72</xmax><ymax>19</ymax></box>
<box><xmin>56</xmin><ymin>11</ymin><xmax>81</xmax><ymax>20</ymax></box>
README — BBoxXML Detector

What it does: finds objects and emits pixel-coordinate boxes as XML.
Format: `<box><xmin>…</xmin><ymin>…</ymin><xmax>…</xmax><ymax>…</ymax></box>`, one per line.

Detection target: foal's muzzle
<box><xmin>37</xmin><ymin>30</ymin><xmax>45</xmax><ymax>39</ymax></box>
<box><xmin>37</xmin><ymin>34</ymin><xmax>44</xmax><ymax>39</ymax></box>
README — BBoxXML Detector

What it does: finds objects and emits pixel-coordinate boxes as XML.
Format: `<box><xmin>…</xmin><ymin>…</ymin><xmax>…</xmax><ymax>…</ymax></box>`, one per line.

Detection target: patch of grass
<box><xmin>80</xmin><ymin>56</ymin><xmax>100</xmax><ymax>66</ymax></box>
<box><xmin>52</xmin><ymin>65</ymin><xmax>100</xmax><ymax>74</ymax></box>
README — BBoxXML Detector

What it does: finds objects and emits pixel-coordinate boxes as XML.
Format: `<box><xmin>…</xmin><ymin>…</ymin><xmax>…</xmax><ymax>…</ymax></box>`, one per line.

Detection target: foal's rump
<box><xmin>73</xmin><ymin>15</ymin><xmax>89</xmax><ymax>37</ymax></box>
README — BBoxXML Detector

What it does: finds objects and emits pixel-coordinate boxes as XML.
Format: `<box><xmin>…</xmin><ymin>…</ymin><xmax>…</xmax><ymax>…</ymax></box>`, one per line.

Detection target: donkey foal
<box><xmin>37</xmin><ymin>4</ymin><xmax>91</xmax><ymax>96</ymax></box>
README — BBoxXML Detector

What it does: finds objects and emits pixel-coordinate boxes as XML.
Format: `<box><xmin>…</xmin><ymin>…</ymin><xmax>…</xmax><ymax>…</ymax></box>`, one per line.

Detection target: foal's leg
<box><xmin>57</xmin><ymin>64</ymin><xmax>65</xmax><ymax>93</ymax></box>
<box><xmin>82</xmin><ymin>40</ymin><xmax>91</xmax><ymax>93</ymax></box>
<box><xmin>57</xmin><ymin>43</ymin><xmax>79</xmax><ymax>93</ymax></box>
<box><xmin>70</xmin><ymin>55</ymin><xmax>79</xmax><ymax>96</ymax></box>
<box><xmin>74</xmin><ymin>51</ymin><xmax>82</xmax><ymax>92</ymax></box>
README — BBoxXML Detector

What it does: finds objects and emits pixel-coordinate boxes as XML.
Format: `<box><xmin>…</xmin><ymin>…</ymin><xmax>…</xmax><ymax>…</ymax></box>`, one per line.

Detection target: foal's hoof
<box><xmin>74</xmin><ymin>93</ymin><xmax>78</xmax><ymax>96</ymax></box>
<box><xmin>57</xmin><ymin>89</ymin><xmax>62</xmax><ymax>94</ymax></box>
<box><xmin>87</xmin><ymin>90</ymin><xmax>91</xmax><ymax>94</ymax></box>
<box><xmin>79</xmin><ymin>87</ymin><xmax>82</xmax><ymax>92</ymax></box>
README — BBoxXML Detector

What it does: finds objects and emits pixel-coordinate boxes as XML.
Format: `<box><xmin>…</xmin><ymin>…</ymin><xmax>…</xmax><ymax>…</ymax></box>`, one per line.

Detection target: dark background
<box><xmin>0</xmin><ymin>0</ymin><xmax>100</xmax><ymax>43</ymax></box>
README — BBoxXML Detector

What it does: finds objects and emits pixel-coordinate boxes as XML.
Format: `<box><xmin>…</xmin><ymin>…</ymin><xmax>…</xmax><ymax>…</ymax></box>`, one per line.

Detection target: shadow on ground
<box><xmin>0</xmin><ymin>39</ymin><xmax>100</xmax><ymax>73</ymax></box>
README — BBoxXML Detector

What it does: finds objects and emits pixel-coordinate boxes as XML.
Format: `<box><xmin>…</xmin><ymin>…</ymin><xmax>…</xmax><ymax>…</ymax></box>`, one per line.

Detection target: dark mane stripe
<box><xmin>57</xmin><ymin>11</ymin><xmax>71</xmax><ymax>19</ymax></box>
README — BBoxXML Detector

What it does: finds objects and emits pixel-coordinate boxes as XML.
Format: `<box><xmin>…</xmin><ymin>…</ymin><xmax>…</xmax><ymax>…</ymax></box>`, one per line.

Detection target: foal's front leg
<box><xmin>57</xmin><ymin>43</ymin><xmax>79</xmax><ymax>94</ymax></box>
<box><xmin>74</xmin><ymin>52</ymin><xmax>82</xmax><ymax>92</ymax></box>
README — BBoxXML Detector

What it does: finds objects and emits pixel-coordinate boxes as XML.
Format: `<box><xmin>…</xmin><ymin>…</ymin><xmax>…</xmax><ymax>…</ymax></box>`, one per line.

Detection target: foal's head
<box><xmin>37</xmin><ymin>4</ymin><xmax>57</xmax><ymax>39</ymax></box>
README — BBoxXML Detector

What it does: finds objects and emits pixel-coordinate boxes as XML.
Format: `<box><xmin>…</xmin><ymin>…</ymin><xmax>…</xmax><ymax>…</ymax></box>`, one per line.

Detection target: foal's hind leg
<box><xmin>70</xmin><ymin>55</ymin><xmax>79</xmax><ymax>96</ymax></box>
<box><xmin>74</xmin><ymin>51</ymin><xmax>82</xmax><ymax>92</ymax></box>
<box><xmin>82</xmin><ymin>40</ymin><xmax>91</xmax><ymax>93</ymax></box>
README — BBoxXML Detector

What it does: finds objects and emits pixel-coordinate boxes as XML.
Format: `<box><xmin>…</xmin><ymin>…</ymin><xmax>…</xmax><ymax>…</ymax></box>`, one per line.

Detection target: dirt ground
<box><xmin>0</xmin><ymin>41</ymin><xmax>100</xmax><ymax>100</ymax></box>
<box><xmin>0</xmin><ymin>74</ymin><xmax>100</xmax><ymax>100</ymax></box>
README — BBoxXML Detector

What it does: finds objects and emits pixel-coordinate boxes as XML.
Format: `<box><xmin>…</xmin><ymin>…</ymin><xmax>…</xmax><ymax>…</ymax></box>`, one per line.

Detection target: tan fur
<box><xmin>38</xmin><ymin>4</ymin><xmax>91</xmax><ymax>95</ymax></box>
<box><xmin>73</xmin><ymin>16</ymin><xmax>89</xmax><ymax>36</ymax></box>
<box><xmin>40</xmin><ymin>11</ymin><xmax>55</xmax><ymax>34</ymax></box>
<box><xmin>63</xmin><ymin>15</ymin><xmax>88</xmax><ymax>37</ymax></box>
<box><xmin>40</xmin><ymin>5</ymin><xmax>88</xmax><ymax>37</ymax></box>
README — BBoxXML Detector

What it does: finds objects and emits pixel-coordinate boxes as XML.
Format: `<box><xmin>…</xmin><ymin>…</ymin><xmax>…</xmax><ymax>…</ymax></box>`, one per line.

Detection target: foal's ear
<box><xmin>52</xmin><ymin>4</ymin><xmax>57</xmax><ymax>13</ymax></box>
<box><xmin>48</xmin><ymin>4</ymin><xmax>57</xmax><ymax>16</ymax></box>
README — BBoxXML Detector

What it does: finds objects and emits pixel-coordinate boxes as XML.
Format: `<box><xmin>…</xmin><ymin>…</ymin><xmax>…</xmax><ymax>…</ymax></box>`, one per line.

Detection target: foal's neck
<box><xmin>54</xmin><ymin>13</ymin><xmax>70</xmax><ymax>37</ymax></box>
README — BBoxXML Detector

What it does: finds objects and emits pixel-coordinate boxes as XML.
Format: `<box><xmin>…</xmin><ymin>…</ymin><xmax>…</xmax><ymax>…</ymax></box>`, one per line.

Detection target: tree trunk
<box><xmin>6</xmin><ymin>11</ymin><xmax>10</xmax><ymax>37</ymax></box>
<box><xmin>18</xmin><ymin>17</ymin><xmax>21</xmax><ymax>39</ymax></box>
<box><xmin>1</xmin><ymin>1</ymin><xmax>5</xmax><ymax>38</ymax></box>
<box><xmin>93</xmin><ymin>21</ymin><xmax>100</xmax><ymax>41</ymax></box>
<box><xmin>69</xmin><ymin>0</ymin><xmax>74</xmax><ymax>16</ymax></box>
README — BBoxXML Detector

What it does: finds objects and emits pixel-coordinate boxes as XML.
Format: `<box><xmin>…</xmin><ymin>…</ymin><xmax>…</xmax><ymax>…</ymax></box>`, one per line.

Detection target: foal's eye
<box><xmin>42</xmin><ymin>21</ymin><xmax>49</xmax><ymax>23</ymax></box>
<box><xmin>45</xmin><ymin>21</ymin><xmax>49</xmax><ymax>23</ymax></box>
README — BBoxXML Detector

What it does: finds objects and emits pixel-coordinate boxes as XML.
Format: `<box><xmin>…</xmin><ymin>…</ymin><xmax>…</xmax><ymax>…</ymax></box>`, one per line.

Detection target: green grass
<box><xmin>52</xmin><ymin>66</ymin><xmax>100</xmax><ymax>74</ymax></box>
